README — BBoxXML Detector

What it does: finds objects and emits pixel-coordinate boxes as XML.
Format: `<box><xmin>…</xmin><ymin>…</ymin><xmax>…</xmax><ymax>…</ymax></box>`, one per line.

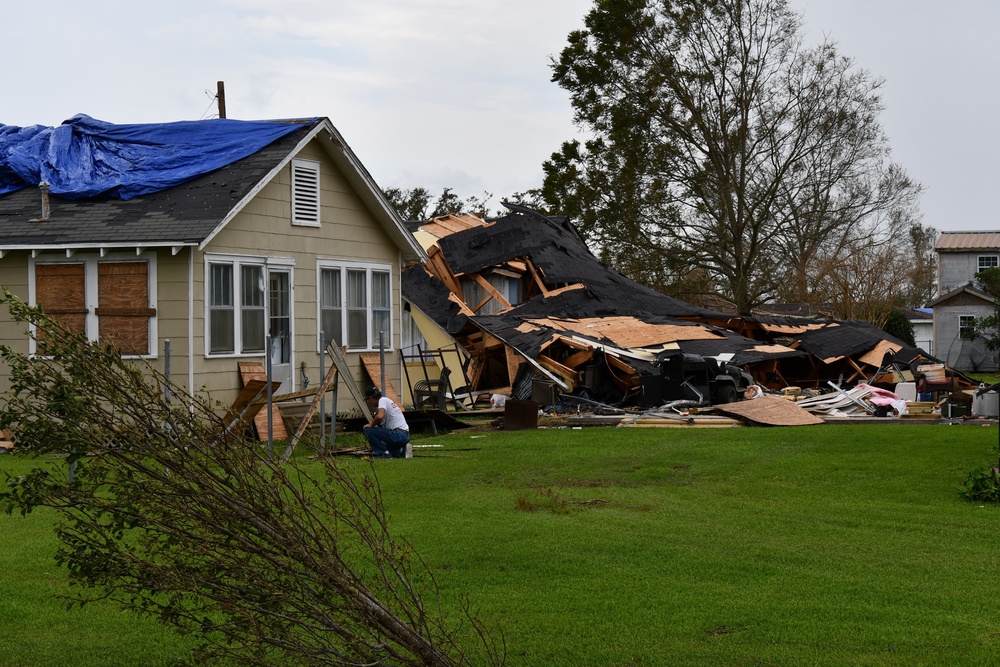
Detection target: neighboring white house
<box><xmin>905</xmin><ymin>307</ymin><xmax>934</xmax><ymax>356</ymax></box>
<box><xmin>930</xmin><ymin>231</ymin><xmax>1000</xmax><ymax>372</ymax></box>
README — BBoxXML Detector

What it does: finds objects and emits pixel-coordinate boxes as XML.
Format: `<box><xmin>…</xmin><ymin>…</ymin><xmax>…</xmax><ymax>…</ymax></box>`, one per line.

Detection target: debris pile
<box><xmin>401</xmin><ymin>205</ymin><xmax>971</xmax><ymax>421</ymax></box>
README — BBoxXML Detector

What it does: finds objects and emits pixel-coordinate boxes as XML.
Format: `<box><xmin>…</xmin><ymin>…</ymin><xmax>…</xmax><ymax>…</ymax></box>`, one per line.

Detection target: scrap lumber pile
<box><xmin>792</xmin><ymin>383</ymin><xmax>930</xmax><ymax>419</ymax></box>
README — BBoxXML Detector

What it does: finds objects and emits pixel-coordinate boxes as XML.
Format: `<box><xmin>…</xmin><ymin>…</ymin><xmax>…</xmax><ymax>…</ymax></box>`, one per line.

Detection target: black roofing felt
<box><xmin>0</xmin><ymin>120</ymin><xmax>319</xmax><ymax>246</ymax></box>
<box><xmin>402</xmin><ymin>206</ymin><xmax>928</xmax><ymax>372</ymax></box>
<box><xmin>401</xmin><ymin>264</ymin><xmax>464</xmax><ymax>329</ymax></box>
<box><xmin>794</xmin><ymin>321</ymin><xmax>907</xmax><ymax>360</ymax></box>
<box><xmin>436</xmin><ymin>206</ymin><xmax>725</xmax><ymax>321</ymax></box>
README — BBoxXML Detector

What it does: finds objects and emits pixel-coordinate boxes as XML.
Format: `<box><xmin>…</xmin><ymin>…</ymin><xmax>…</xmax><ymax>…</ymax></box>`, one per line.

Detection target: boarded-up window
<box><xmin>96</xmin><ymin>262</ymin><xmax>155</xmax><ymax>355</ymax></box>
<box><xmin>35</xmin><ymin>263</ymin><xmax>87</xmax><ymax>340</ymax></box>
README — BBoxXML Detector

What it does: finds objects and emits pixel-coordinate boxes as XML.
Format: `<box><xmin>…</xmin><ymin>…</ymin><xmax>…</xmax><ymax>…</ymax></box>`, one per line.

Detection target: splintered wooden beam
<box><xmin>525</xmin><ymin>258</ymin><xmax>550</xmax><ymax>296</ymax></box>
<box><xmin>844</xmin><ymin>357</ymin><xmax>868</xmax><ymax>384</ymax></box>
<box><xmin>472</xmin><ymin>273</ymin><xmax>513</xmax><ymax>310</ymax></box>
<box><xmin>425</xmin><ymin>246</ymin><xmax>463</xmax><ymax>296</ymax></box>
<box><xmin>561</xmin><ymin>348</ymin><xmax>595</xmax><ymax>369</ymax></box>
<box><xmin>554</xmin><ymin>335</ymin><xmax>592</xmax><ymax>351</ymax></box>
<box><xmin>538</xmin><ymin>354</ymin><xmax>580</xmax><ymax>387</ymax></box>
<box><xmin>604</xmin><ymin>354</ymin><xmax>636</xmax><ymax>375</ymax></box>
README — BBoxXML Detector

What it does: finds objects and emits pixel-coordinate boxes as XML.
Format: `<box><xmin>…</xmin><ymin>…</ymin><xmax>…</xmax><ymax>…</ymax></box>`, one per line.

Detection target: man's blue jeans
<box><xmin>363</xmin><ymin>427</ymin><xmax>409</xmax><ymax>458</ymax></box>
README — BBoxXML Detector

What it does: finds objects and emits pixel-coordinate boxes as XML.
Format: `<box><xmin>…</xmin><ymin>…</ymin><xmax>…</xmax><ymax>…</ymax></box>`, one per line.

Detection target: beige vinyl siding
<box><xmin>195</xmin><ymin>140</ymin><xmax>405</xmax><ymax>415</ymax></box>
<box><xmin>0</xmin><ymin>254</ymin><xmax>31</xmax><ymax>370</ymax></box>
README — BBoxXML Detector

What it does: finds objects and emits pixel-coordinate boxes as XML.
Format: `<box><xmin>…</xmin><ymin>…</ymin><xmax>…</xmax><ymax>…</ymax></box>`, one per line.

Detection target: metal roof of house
<box><xmin>935</xmin><ymin>231</ymin><xmax>1000</xmax><ymax>252</ymax></box>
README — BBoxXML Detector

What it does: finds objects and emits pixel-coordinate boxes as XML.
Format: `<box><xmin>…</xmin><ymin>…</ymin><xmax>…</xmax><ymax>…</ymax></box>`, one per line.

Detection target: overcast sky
<box><xmin>3</xmin><ymin>1</ymin><xmax>996</xmax><ymax>232</ymax></box>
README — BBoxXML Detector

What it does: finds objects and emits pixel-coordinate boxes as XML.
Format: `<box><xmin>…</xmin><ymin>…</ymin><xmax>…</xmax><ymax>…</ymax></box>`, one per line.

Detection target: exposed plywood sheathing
<box><xmin>359</xmin><ymin>353</ymin><xmax>401</xmax><ymax>405</ymax></box>
<box><xmin>417</xmin><ymin>213</ymin><xmax>490</xmax><ymax>239</ymax></box>
<box><xmin>238</xmin><ymin>362</ymin><xmax>287</xmax><ymax>441</ymax></box>
<box><xmin>715</xmin><ymin>395</ymin><xmax>825</xmax><ymax>426</ymax></box>
<box><xmin>858</xmin><ymin>339</ymin><xmax>903</xmax><ymax>368</ymax></box>
<box><xmin>505</xmin><ymin>346</ymin><xmax>523</xmax><ymax>386</ymax></box>
<box><xmin>526</xmin><ymin>315</ymin><xmax>724</xmax><ymax>348</ymax></box>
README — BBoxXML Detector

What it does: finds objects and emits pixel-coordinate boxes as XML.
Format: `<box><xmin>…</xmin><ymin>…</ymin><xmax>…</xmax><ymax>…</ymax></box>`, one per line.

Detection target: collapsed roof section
<box><xmin>402</xmin><ymin>204</ymin><xmax>969</xmax><ymax>404</ymax></box>
<box><xmin>403</xmin><ymin>205</ymin><xmax>810</xmax><ymax>402</ymax></box>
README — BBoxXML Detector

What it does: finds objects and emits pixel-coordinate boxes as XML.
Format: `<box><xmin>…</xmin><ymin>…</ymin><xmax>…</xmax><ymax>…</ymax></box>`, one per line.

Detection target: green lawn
<box><xmin>3</xmin><ymin>423</ymin><xmax>1000</xmax><ymax>666</ymax></box>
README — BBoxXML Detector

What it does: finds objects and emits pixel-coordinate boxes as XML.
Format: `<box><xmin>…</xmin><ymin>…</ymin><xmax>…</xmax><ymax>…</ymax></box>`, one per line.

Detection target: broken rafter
<box><xmin>425</xmin><ymin>246</ymin><xmax>462</xmax><ymax>296</ymax></box>
<box><xmin>538</xmin><ymin>354</ymin><xmax>580</xmax><ymax>389</ymax></box>
<box><xmin>471</xmin><ymin>273</ymin><xmax>513</xmax><ymax>312</ymax></box>
<box><xmin>524</xmin><ymin>258</ymin><xmax>550</xmax><ymax>296</ymax></box>
<box><xmin>561</xmin><ymin>348</ymin><xmax>595</xmax><ymax>368</ymax></box>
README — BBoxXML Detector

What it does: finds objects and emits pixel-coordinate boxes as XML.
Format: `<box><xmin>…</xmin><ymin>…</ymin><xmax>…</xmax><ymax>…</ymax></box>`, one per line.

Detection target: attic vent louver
<box><xmin>291</xmin><ymin>158</ymin><xmax>320</xmax><ymax>227</ymax></box>
<box><xmin>31</xmin><ymin>181</ymin><xmax>51</xmax><ymax>223</ymax></box>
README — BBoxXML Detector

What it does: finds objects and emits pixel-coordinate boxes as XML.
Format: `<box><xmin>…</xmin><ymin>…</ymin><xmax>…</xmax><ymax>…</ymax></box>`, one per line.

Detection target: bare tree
<box><xmin>0</xmin><ymin>292</ymin><xmax>503</xmax><ymax>667</ymax></box>
<box><xmin>544</xmin><ymin>0</ymin><xmax>922</xmax><ymax>314</ymax></box>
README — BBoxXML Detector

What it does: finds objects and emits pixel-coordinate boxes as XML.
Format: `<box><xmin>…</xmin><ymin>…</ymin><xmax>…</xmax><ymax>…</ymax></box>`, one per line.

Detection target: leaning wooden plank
<box><xmin>279</xmin><ymin>361</ymin><xmax>340</xmax><ymax>463</ymax></box>
<box><xmin>250</xmin><ymin>385</ymin><xmax>322</xmax><ymax>404</ymax></box>
<box><xmin>238</xmin><ymin>362</ymin><xmax>287</xmax><ymax>441</ymax></box>
<box><xmin>327</xmin><ymin>343</ymin><xmax>372</xmax><ymax>417</ymax></box>
<box><xmin>220</xmin><ymin>379</ymin><xmax>280</xmax><ymax>442</ymax></box>
<box><xmin>359</xmin><ymin>353</ymin><xmax>401</xmax><ymax>405</ymax></box>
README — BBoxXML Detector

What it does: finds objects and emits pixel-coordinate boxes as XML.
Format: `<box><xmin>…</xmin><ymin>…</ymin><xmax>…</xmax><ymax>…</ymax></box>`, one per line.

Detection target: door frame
<box><xmin>266</xmin><ymin>264</ymin><xmax>294</xmax><ymax>395</ymax></box>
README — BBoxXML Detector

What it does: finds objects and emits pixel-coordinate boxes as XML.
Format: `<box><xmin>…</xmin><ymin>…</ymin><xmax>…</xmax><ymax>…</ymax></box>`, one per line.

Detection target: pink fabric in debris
<box><xmin>856</xmin><ymin>383</ymin><xmax>900</xmax><ymax>406</ymax></box>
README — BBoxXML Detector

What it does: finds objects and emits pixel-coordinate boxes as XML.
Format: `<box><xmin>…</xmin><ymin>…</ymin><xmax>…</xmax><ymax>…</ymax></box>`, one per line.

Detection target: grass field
<box><xmin>3</xmin><ymin>422</ymin><xmax>1000</xmax><ymax>666</ymax></box>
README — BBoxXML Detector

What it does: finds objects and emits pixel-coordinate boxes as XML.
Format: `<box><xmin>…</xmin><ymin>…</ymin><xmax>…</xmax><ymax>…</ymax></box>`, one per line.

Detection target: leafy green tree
<box><xmin>963</xmin><ymin>267</ymin><xmax>1000</xmax><ymax>349</ymax></box>
<box><xmin>383</xmin><ymin>187</ymin><xmax>502</xmax><ymax>220</ymax></box>
<box><xmin>881</xmin><ymin>308</ymin><xmax>916</xmax><ymax>347</ymax></box>
<box><xmin>0</xmin><ymin>293</ymin><xmax>501</xmax><ymax>667</ymax></box>
<box><xmin>544</xmin><ymin>0</ymin><xmax>922</xmax><ymax>314</ymax></box>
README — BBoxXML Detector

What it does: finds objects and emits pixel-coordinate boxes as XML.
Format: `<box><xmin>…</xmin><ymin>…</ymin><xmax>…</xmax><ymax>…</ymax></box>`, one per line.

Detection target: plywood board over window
<box><xmin>96</xmin><ymin>262</ymin><xmax>155</xmax><ymax>355</ymax></box>
<box><xmin>35</xmin><ymin>263</ymin><xmax>87</xmax><ymax>338</ymax></box>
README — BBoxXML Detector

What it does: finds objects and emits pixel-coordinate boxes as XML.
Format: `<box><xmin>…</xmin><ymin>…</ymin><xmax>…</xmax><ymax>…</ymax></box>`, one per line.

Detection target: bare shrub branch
<box><xmin>0</xmin><ymin>291</ymin><xmax>503</xmax><ymax>666</ymax></box>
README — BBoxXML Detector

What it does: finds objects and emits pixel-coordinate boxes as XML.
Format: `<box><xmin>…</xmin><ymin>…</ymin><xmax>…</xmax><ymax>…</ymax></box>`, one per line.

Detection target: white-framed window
<box><xmin>28</xmin><ymin>253</ymin><xmax>158</xmax><ymax>357</ymax></box>
<box><xmin>978</xmin><ymin>256</ymin><xmax>999</xmax><ymax>271</ymax></box>
<box><xmin>291</xmin><ymin>158</ymin><xmax>320</xmax><ymax>227</ymax></box>
<box><xmin>318</xmin><ymin>260</ymin><xmax>392</xmax><ymax>350</ymax></box>
<box><xmin>206</xmin><ymin>255</ymin><xmax>268</xmax><ymax>356</ymax></box>
<box><xmin>401</xmin><ymin>302</ymin><xmax>428</xmax><ymax>355</ymax></box>
<box><xmin>959</xmin><ymin>315</ymin><xmax>977</xmax><ymax>340</ymax></box>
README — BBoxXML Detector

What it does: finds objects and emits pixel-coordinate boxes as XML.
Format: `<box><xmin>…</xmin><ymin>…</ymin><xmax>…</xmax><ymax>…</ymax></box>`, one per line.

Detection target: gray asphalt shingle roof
<box><xmin>0</xmin><ymin>119</ymin><xmax>319</xmax><ymax>248</ymax></box>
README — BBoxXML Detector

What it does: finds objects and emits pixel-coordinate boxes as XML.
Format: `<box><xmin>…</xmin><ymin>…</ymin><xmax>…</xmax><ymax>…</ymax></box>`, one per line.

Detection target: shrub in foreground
<box><xmin>0</xmin><ymin>291</ymin><xmax>501</xmax><ymax>666</ymax></box>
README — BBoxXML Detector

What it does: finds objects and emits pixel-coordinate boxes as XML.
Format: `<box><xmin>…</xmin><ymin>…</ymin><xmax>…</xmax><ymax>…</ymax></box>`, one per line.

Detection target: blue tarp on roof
<box><xmin>0</xmin><ymin>114</ymin><xmax>315</xmax><ymax>200</ymax></box>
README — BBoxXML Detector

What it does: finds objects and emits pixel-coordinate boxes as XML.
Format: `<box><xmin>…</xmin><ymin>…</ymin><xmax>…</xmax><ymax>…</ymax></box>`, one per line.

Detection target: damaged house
<box><xmin>401</xmin><ymin>205</ymin><xmax>968</xmax><ymax>409</ymax></box>
<box><xmin>0</xmin><ymin>114</ymin><xmax>425</xmax><ymax>420</ymax></box>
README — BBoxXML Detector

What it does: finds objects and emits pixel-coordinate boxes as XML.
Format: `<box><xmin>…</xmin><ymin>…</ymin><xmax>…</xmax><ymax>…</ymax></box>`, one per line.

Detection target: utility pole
<box><xmin>217</xmin><ymin>81</ymin><xmax>227</xmax><ymax>119</ymax></box>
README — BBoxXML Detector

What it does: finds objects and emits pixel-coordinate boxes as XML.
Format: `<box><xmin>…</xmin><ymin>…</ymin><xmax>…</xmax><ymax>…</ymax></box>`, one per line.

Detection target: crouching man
<box><xmin>362</xmin><ymin>386</ymin><xmax>410</xmax><ymax>458</ymax></box>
